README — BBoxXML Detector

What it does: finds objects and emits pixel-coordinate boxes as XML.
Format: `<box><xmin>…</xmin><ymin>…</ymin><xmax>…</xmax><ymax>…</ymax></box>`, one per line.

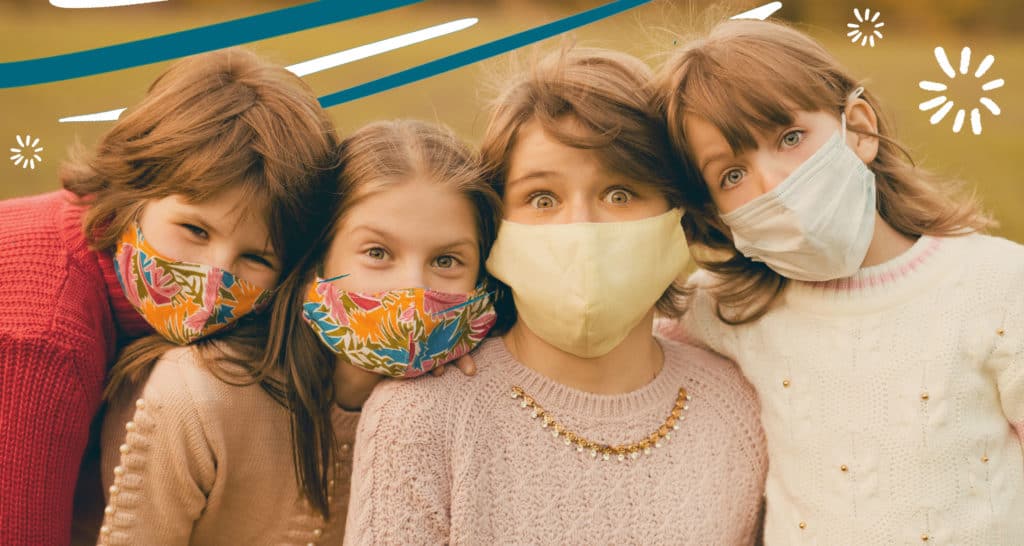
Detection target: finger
<box><xmin>431</xmin><ymin>365</ymin><xmax>446</xmax><ymax>377</ymax></box>
<box><xmin>455</xmin><ymin>354</ymin><xmax>477</xmax><ymax>376</ymax></box>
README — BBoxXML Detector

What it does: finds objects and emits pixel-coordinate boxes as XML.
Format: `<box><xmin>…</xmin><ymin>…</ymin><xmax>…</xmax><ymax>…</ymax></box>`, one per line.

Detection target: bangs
<box><xmin>676</xmin><ymin>30</ymin><xmax>848</xmax><ymax>155</ymax></box>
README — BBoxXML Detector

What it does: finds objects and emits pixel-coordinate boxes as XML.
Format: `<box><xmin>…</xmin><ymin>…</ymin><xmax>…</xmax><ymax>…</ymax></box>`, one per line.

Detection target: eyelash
<box><xmin>780</xmin><ymin>129</ymin><xmax>805</xmax><ymax>149</ymax></box>
<box><xmin>244</xmin><ymin>254</ymin><xmax>273</xmax><ymax>268</ymax></box>
<box><xmin>605</xmin><ymin>187</ymin><xmax>635</xmax><ymax>204</ymax></box>
<box><xmin>433</xmin><ymin>255</ymin><xmax>463</xmax><ymax>269</ymax></box>
<box><xmin>180</xmin><ymin>223</ymin><xmax>208</xmax><ymax>239</ymax></box>
<box><xmin>527</xmin><ymin>192</ymin><xmax>557</xmax><ymax>209</ymax></box>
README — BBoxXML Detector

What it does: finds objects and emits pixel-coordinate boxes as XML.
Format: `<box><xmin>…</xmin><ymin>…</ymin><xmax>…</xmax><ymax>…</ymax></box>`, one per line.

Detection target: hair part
<box><xmin>655</xmin><ymin>19</ymin><xmax>994</xmax><ymax>324</ymax></box>
<box><xmin>480</xmin><ymin>45</ymin><xmax>690</xmax><ymax>328</ymax></box>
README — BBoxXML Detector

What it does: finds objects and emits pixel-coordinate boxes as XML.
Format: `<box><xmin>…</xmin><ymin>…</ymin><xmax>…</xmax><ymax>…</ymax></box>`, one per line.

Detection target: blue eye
<box><xmin>180</xmin><ymin>223</ymin><xmax>208</xmax><ymax>240</ymax></box>
<box><xmin>721</xmin><ymin>169</ymin><xmax>745</xmax><ymax>189</ymax></box>
<box><xmin>781</xmin><ymin>130</ymin><xmax>804</xmax><ymax>148</ymax></box>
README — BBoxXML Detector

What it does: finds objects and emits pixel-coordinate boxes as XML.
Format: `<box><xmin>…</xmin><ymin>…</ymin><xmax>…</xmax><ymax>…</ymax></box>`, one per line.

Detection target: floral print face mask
<box><xmin>113</xmin><ymin>224</ymin><xmax>274</xmax><ymax>345</ymax></box>
<box><xmin>301</xmin><ymin>275</ymin><xmax>497</xmax><ymax>378</ymax></box>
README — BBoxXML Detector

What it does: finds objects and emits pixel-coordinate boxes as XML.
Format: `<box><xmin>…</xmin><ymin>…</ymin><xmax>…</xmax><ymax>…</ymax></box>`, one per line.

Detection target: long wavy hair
<box><xmin>655</xmin><ymin>19</ymin><xmax>993</xmax><ymax>324</ymax></box>
<box><xmin>85</xmin><ymin>48</ymin><xmax>341</xmax><ymax>517</ymax></box>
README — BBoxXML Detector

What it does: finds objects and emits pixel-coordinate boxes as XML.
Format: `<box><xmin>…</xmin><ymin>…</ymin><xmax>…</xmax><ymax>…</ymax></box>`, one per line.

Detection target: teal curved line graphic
<box><xmin>320</xmin><ymin>0</ymin><xmax>651</xmax><ymax>108</ymax></box>
<box><xmin>0</xmin><ymin>0</ymin><xmax>422</xmax><ymax>88</ymax></box>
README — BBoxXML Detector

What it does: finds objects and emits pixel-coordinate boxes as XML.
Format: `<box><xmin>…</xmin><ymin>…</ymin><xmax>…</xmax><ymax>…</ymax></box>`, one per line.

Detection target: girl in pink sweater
<box><xmin>344</xmin><ymin>48</ymin><xmax>768</xmax><ymax>545</ymax></box>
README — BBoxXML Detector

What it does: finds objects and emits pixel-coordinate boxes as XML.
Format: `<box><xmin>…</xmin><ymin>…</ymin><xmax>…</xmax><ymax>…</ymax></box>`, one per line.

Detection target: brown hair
<box><xmin>265</xmin><ymin>119</ymin><xmax>502</xmax><ymax>518</ymax></box>
<box><xmin>656</xmin><ymin>19</ymin><xmax>993</xmax><ymax>324</ymax></box>
<box><xmin>94</xmin><ymin>47</ymin><xmax>341</xmax><ymax>516</ymax></box>
<box><xmin>479</xmin><ymin>46</ymin><xmax>687</xmax><ymax>328</ymax></box>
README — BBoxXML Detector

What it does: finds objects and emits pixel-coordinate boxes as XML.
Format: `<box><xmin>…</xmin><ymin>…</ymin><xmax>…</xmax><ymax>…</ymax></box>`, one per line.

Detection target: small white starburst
<box><xmin>847</xmin><ymin>8</ymin><xmax>884</xmax><ymax>48</ymax></box>
<box><xmin>9</xmin><ymin>134</ymin><xmax>43</xmax><ymax>170</ymax></box>
<box><xmin>918</xmin><ymin>46</ymin><xmax>1004</xmax><ymax>135</ymax></box>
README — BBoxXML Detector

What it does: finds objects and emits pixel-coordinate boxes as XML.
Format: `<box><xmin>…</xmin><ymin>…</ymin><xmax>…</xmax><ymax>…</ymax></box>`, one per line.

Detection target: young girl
<box><xmin>655</xmin><ymin>19</ymin><xmax>1024</xmax><ymax>545</ymax></box>
<box><xmin>96</xmin><ymin>119</ymin><xmax>499</xmax><ymax>545</ymax></box>
<box><xmin>88</xmin><ymin>48</ymin><xmax>340</xmax><ymax>544</ymax></box>
<box><xmin>344</xmin><ymin>47</ymin><xmax>768</xmax><ymax>544</ymax></box>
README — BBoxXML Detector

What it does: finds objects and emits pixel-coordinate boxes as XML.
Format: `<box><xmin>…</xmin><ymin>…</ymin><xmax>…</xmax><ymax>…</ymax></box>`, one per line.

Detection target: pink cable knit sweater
<box><xmin>345</xmin><ymin>336</ymin><xmax>768</xmax><ymax>545</ymax></box>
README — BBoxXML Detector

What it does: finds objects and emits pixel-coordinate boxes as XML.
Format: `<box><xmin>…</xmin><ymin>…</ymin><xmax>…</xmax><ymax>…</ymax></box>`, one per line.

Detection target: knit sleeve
<box><xmin>655</xmin><ymin>270</ymin><xmax>740</xmax><ymax>360</ymax></box>
<box><xmin>344</xmin><ymin>378</ymin><xmax>453</xmax><ymax>545</ymax></box>
<box><xmin>96</xmin><ymin>349</ymin><xmax>215</xmax><ymax>546</ymax></box>
<box><xmin>993</xmin><ymin>281</ymin><xmax>1024</xmax><ymax>448</ymax></box>
<box><xmin>0</xmin><ymin>336</ymin><xmax>98</xmax><ymax>546</ymax></box>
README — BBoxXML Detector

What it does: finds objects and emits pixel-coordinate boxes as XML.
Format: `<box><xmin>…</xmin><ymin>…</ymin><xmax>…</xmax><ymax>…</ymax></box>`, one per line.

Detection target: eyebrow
<box><xmin>699</xmin><ymin>150</ymin><xmax>732</xmax><ymax>174</ymax></box>
<box><xmin>349</xmin><ymin>225</ymin><xmax>394</xmax><ymax>240</ymax></box>
<box><xmin>505</xmin><ymin>169</ymin><xmax>560</xmax><ymax>188</ymax></box>
<box><xmin>437</xmin><ymin>239</ymin><xmax>477</xmax><ymax>253</ymax></box>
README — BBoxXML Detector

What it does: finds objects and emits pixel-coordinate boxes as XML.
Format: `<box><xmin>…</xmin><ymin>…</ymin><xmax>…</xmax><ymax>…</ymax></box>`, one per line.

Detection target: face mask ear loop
<box><xmin>842</xmin><ymin>86</ymin><xmax>865</xmax><ymax>133</ymax></box>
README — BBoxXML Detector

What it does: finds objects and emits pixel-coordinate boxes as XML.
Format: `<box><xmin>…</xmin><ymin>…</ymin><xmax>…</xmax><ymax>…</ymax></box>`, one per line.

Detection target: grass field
<box><xmin>1</xmin><ymin>1</ymin><xmax>1021</xmax><ymax>241</ymax></box>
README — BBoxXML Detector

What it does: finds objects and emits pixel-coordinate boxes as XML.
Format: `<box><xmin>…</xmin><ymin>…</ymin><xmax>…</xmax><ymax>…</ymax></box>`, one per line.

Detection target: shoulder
<box><xmin>0</xmin><ymin>191</ymin><xmax>106</xmax><ymax>338</ymax></box>
<box><xmin>139</xmin><ymin>345</ymin><xmax>273</xmax><ymax>428</ymax></box>
<box><xmin>955</xmin><ymin>233</ymin><xmax>1024</xmax><ymax>275</ymax></box>
<box><xmin>659</xmin><ymin>337</ymin><xmax>759</xmax><ymax>420</ymax></box>
<box><xmin>659</xmin><ymin>336</ymin><xmax>766</xmax><ymax>467</ymax></box>
<box><xmin>943</xmin><ymin>234</ymin><xmax>1024</xmax><ymax>302</ymax></box>
<box><xmin>361</xmin><ymin>339</ymin><xmax>510</xmax><ymax>434</ymax></box>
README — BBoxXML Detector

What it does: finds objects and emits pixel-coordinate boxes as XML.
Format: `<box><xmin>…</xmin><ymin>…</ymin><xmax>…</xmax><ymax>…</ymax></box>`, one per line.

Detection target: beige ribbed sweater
<box><xmin>345</xmin><ymin>336</ymin><xmax>768</xmax><ymax>545</ymax></box>
<box><xmin>96</xmin><ymin>346</ymin><xmax>360</xmax><ymax>545</ymax></box>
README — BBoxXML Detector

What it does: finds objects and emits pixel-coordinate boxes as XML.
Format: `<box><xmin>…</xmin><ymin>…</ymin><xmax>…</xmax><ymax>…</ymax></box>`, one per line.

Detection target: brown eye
<box><xmin>366</xmin><ymin>247</ymin><xmax>387</xmax><ymax>260</ymax></box>
<box><xmin>434</xmin><ymin>255</ymin><xmax>457</xmax><ymax>269</ymax></box>
<box><xmin>529</xmin><ymin>193</ymin><xmax>556</xmax><ymax>209</ymax></box>
<box><xmin>606</xmin><ymin>189</ymin><xmax>632</xmax><ymax>205</ymax></box>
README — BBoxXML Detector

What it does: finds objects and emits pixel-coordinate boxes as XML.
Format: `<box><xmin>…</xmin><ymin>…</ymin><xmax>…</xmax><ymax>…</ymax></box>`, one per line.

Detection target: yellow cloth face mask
<box><xmin>485</xmin><ymin>208</ymin><xmax>690</xmax><ymax>358</ymax></box>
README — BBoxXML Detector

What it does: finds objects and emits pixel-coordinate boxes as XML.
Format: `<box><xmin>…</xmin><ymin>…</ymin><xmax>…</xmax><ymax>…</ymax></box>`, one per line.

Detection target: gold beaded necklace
<box><xmin>510</xmin><ymin>385</ymin><xmax>691</xmax><ymax>462</ymax></box>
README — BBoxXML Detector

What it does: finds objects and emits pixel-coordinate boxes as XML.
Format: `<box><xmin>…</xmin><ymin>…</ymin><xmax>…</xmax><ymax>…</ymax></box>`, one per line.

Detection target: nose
<box><xmin>204</xmin><ymin>245</ymin><xmax>239</xmax><ymax>273</ymax></box>
<box><xmin>753</xmin><ymin>155</ymin><xmax>792</xmax><ymax>194</ymax></box>
<box><xmin>566</xmin><ymin>198</ymin><xmax>598</xmax><ymax>224</ymax></box>
<box><xmin>399</xmin><ymin>261</ymin><xmax>428</xmax><ymax>289</ymax></box>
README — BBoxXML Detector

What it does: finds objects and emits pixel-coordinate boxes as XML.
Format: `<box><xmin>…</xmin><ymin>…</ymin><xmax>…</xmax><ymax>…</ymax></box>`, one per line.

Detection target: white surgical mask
<box><xmin>719</xmin><ymin>113</ymin><xmax>877</xmax><ymax>282</ymax></box>
<box><xmin>485</xmin><ymin>208</ymin><xmax>689</xmax><ymax>358</ymax></box>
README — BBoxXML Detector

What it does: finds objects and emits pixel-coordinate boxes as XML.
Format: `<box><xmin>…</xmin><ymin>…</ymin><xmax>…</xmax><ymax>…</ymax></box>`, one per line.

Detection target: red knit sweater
<box><xmin>0</xmin><ymin>190</ymin><xmax>150</xmax><ymax>546</ymax></box>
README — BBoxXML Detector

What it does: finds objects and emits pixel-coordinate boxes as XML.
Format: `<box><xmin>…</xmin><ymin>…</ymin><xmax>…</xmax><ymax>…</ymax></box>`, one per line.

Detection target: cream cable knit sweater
<box><xmin>344</xmin><ymin>336</ymin><xmax>768</xmax><ymax>545</ymax></box>
<box><xmin>658</xmin><ymin>234</ymin><xmax>1024</xmax><ymax>545</ymax></box>
<box><xmin>96</xmin><ymin>346</ymin><xmax>360</xmax><ymax>545</ymax></box>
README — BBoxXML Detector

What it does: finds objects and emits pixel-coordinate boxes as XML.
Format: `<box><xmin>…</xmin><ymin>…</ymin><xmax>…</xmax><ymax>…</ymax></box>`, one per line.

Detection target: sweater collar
<box><xmin>61</xmin><ymin>192</ymin><xmax>152</xmax><ymax>340</ymax></box>
<box><xmin>783</xmin><ymin>234</ymin><xmax>968</xmax><ymax>314</ymax></box>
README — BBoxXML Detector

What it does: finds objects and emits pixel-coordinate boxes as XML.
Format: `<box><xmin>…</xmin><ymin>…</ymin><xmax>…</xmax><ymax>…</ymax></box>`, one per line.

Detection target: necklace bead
<box><xmin>510</xmin><ymin>385</ymin><xmax>690</xmax><ymax>462</ymax></box>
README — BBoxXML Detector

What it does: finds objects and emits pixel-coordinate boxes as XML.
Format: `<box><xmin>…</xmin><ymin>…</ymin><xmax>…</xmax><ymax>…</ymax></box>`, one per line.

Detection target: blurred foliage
<box><xmin>1</xmin><ymin>0</ymin><xmax>1021</xmax><ymax>241</ymax></box>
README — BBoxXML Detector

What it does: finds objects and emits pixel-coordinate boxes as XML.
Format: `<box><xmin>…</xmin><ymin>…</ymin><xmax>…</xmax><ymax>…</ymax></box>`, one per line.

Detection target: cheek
<box><xmin>246</xmin><ymin>268</ymin><xmax>281</xmax><ymax>291</ymax></box>
<box><xmin>138</xmin><ymin>210</ymin><xmax>194</xmax><ymax>263</ymax></box>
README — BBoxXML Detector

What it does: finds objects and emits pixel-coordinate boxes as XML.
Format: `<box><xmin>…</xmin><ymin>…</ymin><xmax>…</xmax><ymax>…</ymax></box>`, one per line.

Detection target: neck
<box><xmin>860</xmin><ymin>212</ymin><xmax>918</xmax><ymax>268</ymax></box>
<box><xmin>503</xmin><ymin>310</ymin><xmax>663</xmax><ymax>394</ymax></box>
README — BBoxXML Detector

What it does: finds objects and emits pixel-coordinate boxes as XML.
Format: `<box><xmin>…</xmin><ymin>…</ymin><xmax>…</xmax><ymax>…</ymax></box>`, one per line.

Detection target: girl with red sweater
<box><xmin>0</xmin><ymin>48</ymin><xmax>337</xmax><ymax>545</ymax></box>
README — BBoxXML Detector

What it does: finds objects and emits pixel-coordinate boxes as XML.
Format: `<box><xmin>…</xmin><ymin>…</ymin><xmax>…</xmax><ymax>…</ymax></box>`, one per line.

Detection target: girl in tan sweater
<box><xmin>97</xmin><ymin>119</ymin><xmax>499</xmax><ymax>545</ymax></box>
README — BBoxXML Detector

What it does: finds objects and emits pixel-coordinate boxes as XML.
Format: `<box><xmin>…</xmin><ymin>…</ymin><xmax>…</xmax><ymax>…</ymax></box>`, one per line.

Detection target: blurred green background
<box><xmin>1</xmin><ymin>0</ymin><xmax>1021</xmax><ymax>241</ymax></box>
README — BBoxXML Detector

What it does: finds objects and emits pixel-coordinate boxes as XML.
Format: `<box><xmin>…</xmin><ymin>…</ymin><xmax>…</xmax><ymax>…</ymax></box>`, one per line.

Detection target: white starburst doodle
<box><xmin>9</xmin><ymin>134</ymin><xmax>43</xmax><ymax>170</ymax></box>
<box><xmin>847</xmin><ymin>8</ymin><xmax>884</xmax><ymax>47</ymax></box>
<box><xmin>919</xmin><ymin>47</ymin><xmax>1004</xmax><ymax>135</ymax></box>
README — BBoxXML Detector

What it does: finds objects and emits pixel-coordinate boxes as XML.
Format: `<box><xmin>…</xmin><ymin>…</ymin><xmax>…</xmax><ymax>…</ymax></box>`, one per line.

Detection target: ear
<box><xmin>843</xmin><ymin>97</ymin><xmax>879</xmax><ymax>164</ymax></box>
